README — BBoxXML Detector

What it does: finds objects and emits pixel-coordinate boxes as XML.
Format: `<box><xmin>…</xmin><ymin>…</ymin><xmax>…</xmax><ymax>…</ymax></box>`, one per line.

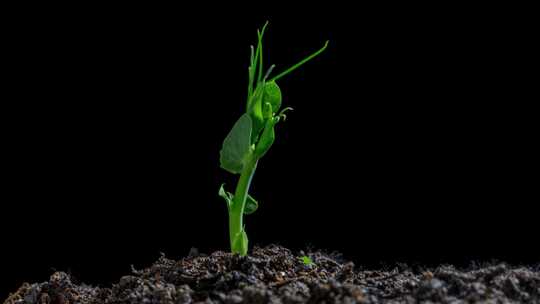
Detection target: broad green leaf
<box><xmin>263</xmin><ymin>81</ymin><xmax>281</xmax><ymax>114</ymax></box>
<box><xmin>232</xmin><ymin>227</ymin><xmax>248</xmax><ymax>256</ymax></box>
<box><xmin>254</xmin><ymin>117</ymin><xmax>276</xmax><ymax>159</ymax></box>
<box><xmin>220</xmin><ymin>114</ymin><xmax>252</xmax><ymax>174</ymax></box>
<box><xmin>218</xmin><ymin>184</ymin><xmax>232</xmax><ymax>209</ymax></box>
<box><xmin>248</xmin><ymin>85</ymin><xmax>265</xmax><ymax>143</ymax></box>
<box><xmin>244</xmin><ymin>194</ymin><xmax>259</xmax><ymax>215</ymax></box>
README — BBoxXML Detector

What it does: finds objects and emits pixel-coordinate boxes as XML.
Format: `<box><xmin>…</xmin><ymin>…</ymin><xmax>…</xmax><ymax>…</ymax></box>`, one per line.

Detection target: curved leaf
<box><xmin>218</xmin><ymin>184</ymin><xmax>233</xmax><ymax>210</ymax></box>
<box><xmin>263</xmin><ymin>81</ymin><xmax>282</xmax><ymax>114</ymax></box>
<box><xmin>244</xmin><ymin>194</ymin><xmax>259</xmax><ymax>215</ymax></box>
<box><xmin>220</xmin><ymin>114</ymin><xmax>252</xmax><ymax>174</ymax></box>
<box><xmin>248</xmin><ymin>85</ymin><xmax>265</xmax><ymax>143</ymax></box>
<box><xmin>254</xmin><ymin>117</ymin><xmax>276</xmax><ymax>159</ymax></box>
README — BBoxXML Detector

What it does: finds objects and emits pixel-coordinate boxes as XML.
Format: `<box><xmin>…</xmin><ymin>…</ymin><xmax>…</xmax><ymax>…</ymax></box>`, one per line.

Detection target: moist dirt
<box><xmin>4</xmin><ymin>245</ymin><xmax>540</xmax><ymax>303</ymax></box>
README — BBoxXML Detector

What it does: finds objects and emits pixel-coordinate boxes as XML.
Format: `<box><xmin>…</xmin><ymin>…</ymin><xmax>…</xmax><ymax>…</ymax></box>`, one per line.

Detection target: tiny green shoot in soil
<box><xmin>300</xmin><ymin>255</ymin><xmax>314</xmax><ymax>266</ymax></box>
<box><xmin>219</xmin><ymin>22</ymin><xmax>328</xmax><ymax>256</ymax></box>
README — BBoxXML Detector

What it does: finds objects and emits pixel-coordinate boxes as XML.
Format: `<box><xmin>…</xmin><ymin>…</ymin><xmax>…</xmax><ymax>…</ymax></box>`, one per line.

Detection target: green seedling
<box><xmin>300</xmin><ymin>255</ymin><xmax>314</xmax><ymax>266</ymax></box>
<box><xmin>219</xmin><ymin>22</ymin><xmax>328</xmax><ymax>256</ymax></box>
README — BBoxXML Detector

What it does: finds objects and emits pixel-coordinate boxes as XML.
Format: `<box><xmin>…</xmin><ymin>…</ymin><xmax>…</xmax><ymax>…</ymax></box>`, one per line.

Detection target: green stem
<box><xmin>229</xmin><ymin>153</ymin><xmax>258</xmax><ymax>255</ymax></box>
<box><xmin>269</xmin><ymin>40</ymin><xmax>329</xmax><ymax>82</ymax></box>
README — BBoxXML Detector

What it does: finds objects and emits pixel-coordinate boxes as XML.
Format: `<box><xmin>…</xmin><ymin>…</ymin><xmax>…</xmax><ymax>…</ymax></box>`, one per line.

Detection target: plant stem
<box><xmin>229</xmin><ymin>153</ymin><xmax>258</xmax><ymax>255</ymax></box>
<box><xmin>269</xmin><ymin>40</ymin><xmax>329</xmax><ymax>82</ymax></box>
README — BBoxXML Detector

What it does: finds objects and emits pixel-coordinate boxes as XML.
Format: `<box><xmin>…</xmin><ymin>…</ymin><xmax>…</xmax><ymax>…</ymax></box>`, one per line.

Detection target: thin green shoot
<box><xmin>269</xmin><ymin>40</ymin><xmax>329</xmax><ymax>82</ymax></box>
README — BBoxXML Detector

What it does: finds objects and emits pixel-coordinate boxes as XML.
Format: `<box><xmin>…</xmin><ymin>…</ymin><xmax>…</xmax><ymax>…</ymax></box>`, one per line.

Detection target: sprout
<box><xmin>300</xmin><ymin>255</ymin><xmax>314</xmax><ymax>266</ymax></box>
<box><xmin>219</xmin><ymin>22</ymin><xmax>328</xmax><ymax>256</ymax></box>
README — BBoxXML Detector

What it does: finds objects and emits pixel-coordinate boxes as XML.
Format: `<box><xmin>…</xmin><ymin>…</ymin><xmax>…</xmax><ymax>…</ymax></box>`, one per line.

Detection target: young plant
<box><xmin>219</xmin><ymin>23</ymin><xmax>328</xmax><ymax>256</ymax></box>
<box><xmin>300</xmin><ymin>255</ymin><xmax>314</xmax><ymax>266</ymax></box>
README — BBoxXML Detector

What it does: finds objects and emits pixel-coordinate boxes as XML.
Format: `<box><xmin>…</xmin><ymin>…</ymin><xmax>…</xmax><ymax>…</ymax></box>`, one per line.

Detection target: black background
<box><xmin>2</xmin><ymin>4</ymin><xmax>537</xmax><ymax>299</ymax></box>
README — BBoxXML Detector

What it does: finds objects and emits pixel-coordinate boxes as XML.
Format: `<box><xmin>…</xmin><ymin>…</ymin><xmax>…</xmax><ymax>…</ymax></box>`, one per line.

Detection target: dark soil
<box><xmin>4</xmin><ymin>245</ymin><xmax>540</xmax><ymax>303</ymax></box>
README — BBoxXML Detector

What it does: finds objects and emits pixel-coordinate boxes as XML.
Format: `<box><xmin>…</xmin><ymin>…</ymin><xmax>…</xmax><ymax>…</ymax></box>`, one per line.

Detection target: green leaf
<box><xmin>254</xmin><ymin>117</ymin><xmax>276</xmax><ymax>159</ymax></box>
<box><xmin>218</xmin><ymin>184</ymin><xmax>233</xmax><ymax>209</ymax></box>
<box><xmin>232</xmin><ymin>227</ymin><xmax>248</xmax><ymax>256</ymax></box>
<box><xmin>220</xmin><ymin>114</ymin><xmax>252</xmax><ymax>174</ymax></box>
<box><xmin>300</xmin><ymin>255</ymin><xmax>314</xmax><ymax>266</ymax></box>
<box><xmin>263</xmin><ymin>81</ymin><xmax>282</xmax><ymax>114</ymax></box>
<box><xmin>262</xmin><ymin>102</ymin><xmax>273</xmax><ymax>120</ymax></box>
<box><xmin>248</xmin><ymin>85</ymin><xmax>265</xmax><ymax>143</ymax></box>
<box><xmin>219</xmin><ymin>184</ymin><xmax>257</xmax><ymax>214</ymax></box>
<box><xmin>244</xmin><ymin>194</ymin><xmax>259</xmax><ymax>215</ymax></box>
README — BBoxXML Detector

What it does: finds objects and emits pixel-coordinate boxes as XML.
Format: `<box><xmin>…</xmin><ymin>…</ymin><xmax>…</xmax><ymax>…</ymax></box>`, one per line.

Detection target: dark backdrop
<box><xmin>2</xmin><ymin>5</ymin><xmax>537</xmax><ymax>298</ymax></box>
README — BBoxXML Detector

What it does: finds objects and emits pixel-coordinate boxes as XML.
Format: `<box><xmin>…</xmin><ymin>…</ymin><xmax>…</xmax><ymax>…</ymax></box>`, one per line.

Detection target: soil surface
<box><xmin>4</xmin><ymin>245</ymin><xmax>540</xmax><ymax>303</ymax></box>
